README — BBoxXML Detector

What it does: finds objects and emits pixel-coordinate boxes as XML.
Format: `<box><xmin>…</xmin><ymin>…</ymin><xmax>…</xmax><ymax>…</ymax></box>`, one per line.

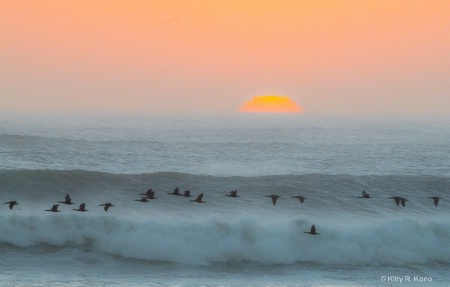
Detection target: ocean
<box><xmin>1</xmin><ymin>114</ymin><xmax>449</xmax><ymax>286</ymax></box>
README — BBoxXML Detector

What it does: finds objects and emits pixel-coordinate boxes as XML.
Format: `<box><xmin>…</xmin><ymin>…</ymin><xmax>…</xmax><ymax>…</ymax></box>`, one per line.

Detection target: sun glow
<box><xmin>239</xmin><ymin>95</ymin><xmax>303</xmax><ymax>113</ymax></box>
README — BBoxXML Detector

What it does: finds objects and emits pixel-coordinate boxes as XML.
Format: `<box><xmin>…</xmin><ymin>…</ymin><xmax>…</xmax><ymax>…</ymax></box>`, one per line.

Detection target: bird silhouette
<box><xmin>59</xmin><ymin>194</ymin><xmax>75</xmax><ymax>205</ymax></box>
<box><xmin>304</xmin><ymin>224</ymin><xmax>319</xmax><ymax>235</ymax></box>
<box><xmin>45</xmin><ymin>204</ymin><xmax>60</xmax><ymax>212</ymax></box>
<box><xmin>168</xmin><ymin>187</ymin><xmax>180</xmax><ymax>195</ymax></box>
<box><xmin>99</xmin><ymin>203</ymin><xmax>114</xmax><ymax>212</ymax></box>
<box><xmin>141</xmin><ymin>189</ymin><xmax>155</xmax><ymax>198</ymax></box>
<box><xmin>191</xmin><ymin>193</ymin><xmax>205</xmax><ymax>203</ymax></box>
<box><xmin>428</xmin><ymin>196</ymin><xmax>441</xmax><ymax>207</ymax></box>
<box><xmin>265</xmin><ymin>195</ymin><xmax>280</xmax><ymax>206</ymax></box>
<box><xmin>4</xmin><ymin>201</ymin><xmax>18</xmax><ymax>210</ymax></box>
<box><xmin>358</xmin><ymin>190</ymin><xmax>371</xmax><ymax>198</ymax></box>
<box><xmin>73</xmin><ymin>203</ymin><xmax>88</xmax><ymax>212</ymax></box>
<box><xmin>390</xmin><ymin>196</ymin><xmax>407</xmax><ymax>207</ymax></box>
<box><xmin>292</xmin><ymin>195</ymin><xmax>307</xmax><ymax>203</ymax></box>
<box><xmin>225</xmin><ymin>190</ymin><xmax>239</xmax><ymax>197</ymax></box>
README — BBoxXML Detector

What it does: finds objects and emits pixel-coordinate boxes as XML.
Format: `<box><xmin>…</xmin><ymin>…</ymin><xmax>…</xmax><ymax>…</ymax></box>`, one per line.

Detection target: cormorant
<box><xmin>168</xmin><ymin>187</ymin><xmax>180</xmax><ymax>195</ymax></box>
<box><xmin>390</xmin><ymin>196</ymin><xmax>407</xmax><ymax>207</ymax></box>
<box><xmin>4</xmin><ymin>201</ymin><xmax>18</xmax><ymax>210</ymax></box>
<box><xmin>428</xmin><ymin>196</ymin><xmax>441</xmax><ymax>207</ymax></box>
<box><xmin>59</xmin><ymin>194</ymin><xmax>75</xmax><ymax>205</ymax></box>
<box><xmin>225</xmin><ymin>190</ymin><xmax>239</xmax><ymax>197</ymax></box>
<box><xmin>45</xmin><ymin>204</ymin><xmax>60</xmax><ymax>212</ymax></box>
<box><xmin>304</xmin><ymin>224</ymin><xmax>319</xmax><ymax>235</ymax></box>
<box><xmin>358</xmin><ymin>190</ymin><xmax>371</xmax><ymax>198</ymax></box>
<box><xmin>191</xmin><ymin>193</ymin><xmax>205</xmax><ymax>203</ymax></box>
<box><xmin>292</xmin><ymin>195</ymin><xmax>307</xmax><ymax>203</ymax></box>
<box><xmin>99</xmin><ymin>203</ymin><xmax>114</xmax><ymax>212</ymax></box>
<box><xmin>265</xmin><ymin>195</ymin><xmax>280</xmax><ymax>206</ymax></box>
<box><xmin>73</xmin><ymin>203</ymin><xmax>88</xmax><ymax>212</ymax></box>
<box><xmin>143</xmin><ymin>190</ymin><xmax>156</xmax><ymax>199</ymax></box>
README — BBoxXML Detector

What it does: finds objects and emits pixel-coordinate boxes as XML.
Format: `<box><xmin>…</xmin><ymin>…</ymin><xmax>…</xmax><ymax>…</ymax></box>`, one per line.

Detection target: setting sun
<box><xmin>239</xmin><ymin>95</ymin><xmax>303</xmax><ymax>113</ymax></box>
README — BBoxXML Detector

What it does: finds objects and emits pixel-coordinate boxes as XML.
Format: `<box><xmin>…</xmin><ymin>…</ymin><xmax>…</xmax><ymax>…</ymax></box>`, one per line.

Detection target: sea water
<box><xmin>0</xmin><ymin>114</ymin><xmax>449</xmax><ymax>286</ymax></box>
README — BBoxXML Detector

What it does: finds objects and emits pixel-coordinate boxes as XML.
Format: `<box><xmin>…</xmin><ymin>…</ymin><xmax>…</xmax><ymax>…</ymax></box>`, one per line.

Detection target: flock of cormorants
<box><xmin>3</xmin><ymin>188</ymin><xmax>444</xmax><ymax>236</ymax></box>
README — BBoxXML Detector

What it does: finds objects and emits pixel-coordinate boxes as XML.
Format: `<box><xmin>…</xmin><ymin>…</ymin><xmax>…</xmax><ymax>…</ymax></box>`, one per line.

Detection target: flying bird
<box><xmin>59</xmin><ymin>194</ymin><xmax>75</xmax><ymax>205</ymax></box>
<box><xmin>428</xmin><ymin>197</ymin><xmax>441</xmax><ymax>207</ymax></box>
<box><xmin>225</xmin><ymin>190</ymin><xmax>239</xmax><ymax>197</ymax></box>
<box><xmin>291</xmin><ymin>195</ymin><xmax>307</xmax><ymax>203</ymax></box>
<box><xmin>390</xmin><ymin>196</ymin><xmax>407</xmax><ymax>207</ymax></box>
<box><xmin>168</xmin><ymin>187</ymin><xmax>180</xmax><ymax>196</ymax></box>
<box><xmin>135</xmin><ymin>197</ymin><xmax>149</xmax><ymax>202</ymax></box>
<box><xmin>72</xmin><ymin>203</ymin><xmax>88</xmax><ymax>212</ymax></box>
<box><xmin>265</xmin><ymin>195</ymin><xmax>280</xmax><ymax>206</ymax></box>
<box><xmin>358</xmin><ymin>190</ymin><xmax>371</xmax><ymax>198</ymax></box>
<box><xmin>304</xmin><ymin>224</ymin><xmax>319</xmax><ymax>235</ymax></box>
<box><xmin>156</xmin><ymin>17</ymin><xmax>179</xmax><ymax>25</ymax></box>
<box><xmin>141</xmin><ymin>189</ymin><xmax>154</xmax><ymax>197</ymax></box>
<box><xmin>143</xmin><ymin>189</ymin><xmax>156</xmax><ymax>199</ymax></box>
<box><xmin>182</xmin><ymin>190</ymin><xmax>191</xmax><ymax>197</ymax></box>
<box><xmin>4</xmin><ymin>201</ymin><xmax>18</xmax><ymax>210</ymax></box>
<box><xmin>99</xmin><ymin>203</ymin><xmax>114</xmax><ymax>212</ymax></box>
<box><xmin>45</xmin><ymin>204</ymin><xmax>60</xmax><ymax>212</ymax></box>
<box><xmin>191</xmin><ymin>193</ymin><xmax>205</xmax><ymax>203</ymax></box>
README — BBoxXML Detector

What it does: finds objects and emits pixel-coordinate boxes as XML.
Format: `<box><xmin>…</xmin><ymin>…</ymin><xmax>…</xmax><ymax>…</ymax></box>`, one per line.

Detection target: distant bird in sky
<box><xmin>45</xmin><ymin>204</ymin><xmax>60</xmax><ymax>212</ymax></box>
<box><xmin>155</xmin><ymin>17</ymin><xmax>179</xmax><ymax>25</ymax></box>
<box><xmin>292</xmin><ymin>195</ymin><xmax>307</xmax><ymax>203</ymax></box>
<box><xmin>73</xmin><ymin>203</ymin><xmax>88</xmax><ymax>212</ymax></box>
<box><xmin>428</xmin><ymin>196</ymin><xmax>441</xmax><ymax>207</ymax></box>
<box><xmin>358</xmin><ymin>190</ymin><xmax>371</xmax><ymax>198</ymax></box>
<box><xmin>265</xmin><ymin>195</ymin><xmax>280</xmax><ymax>206</ymax></box>
<box><xmin>225</xmin><ymin>190</ymin><xmax>239</xmax><ymax>197</ymax></box>
<box><xmin>4</xmin><ymin>201</ymin><xmax>18</xmax><ymax>210</ymax></box>
<box><xmin>191</xmin><ymin>193</ymin><xmax>205</xmax><ymax>203</ymax></box>
<box><xmin>304</xmin><ymin>224</ymin><xmax>319</xmax><ymax>235</ymax></box>
<box><xmin>59</xmin><ymin>194</ymin><xmax>75</xmax><ymax>205</ymax></box>
<box><xmin>182</xmin><ymin>190</ymin><xmax>191</xmax><ymax>197</ymax></box>
<box><xmin>99</xmin><ymin>203</ymin><xmax>114</xmax><ymax>212</ymax></box>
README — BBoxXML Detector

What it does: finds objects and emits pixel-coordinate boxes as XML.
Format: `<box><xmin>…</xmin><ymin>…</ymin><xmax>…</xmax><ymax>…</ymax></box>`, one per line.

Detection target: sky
<box><xmin>1</xmin><ymin>0</ymin><xmax>449</xmax><ymax>116</ymax></box>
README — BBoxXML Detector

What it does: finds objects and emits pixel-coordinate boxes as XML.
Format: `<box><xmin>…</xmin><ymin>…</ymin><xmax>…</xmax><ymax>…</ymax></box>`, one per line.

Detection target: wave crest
<box><xmin>1</xmin><ymin>215</ymin><xmax>449</xmax><ymax>266</ymax></box>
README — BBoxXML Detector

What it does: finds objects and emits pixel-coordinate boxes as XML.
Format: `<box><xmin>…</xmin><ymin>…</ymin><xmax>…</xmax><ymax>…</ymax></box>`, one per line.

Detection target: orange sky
<box><xmin>1</xmin><ymin>0</ymin><xmax>449</xmax><ymax>116</ymax></box>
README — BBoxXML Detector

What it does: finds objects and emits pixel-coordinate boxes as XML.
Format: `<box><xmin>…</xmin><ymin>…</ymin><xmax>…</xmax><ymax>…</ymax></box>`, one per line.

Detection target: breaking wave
<box><xmin>1</xmin><ymin>214</ymin><xmax>449</xmax><ymax>266</ymax></box>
